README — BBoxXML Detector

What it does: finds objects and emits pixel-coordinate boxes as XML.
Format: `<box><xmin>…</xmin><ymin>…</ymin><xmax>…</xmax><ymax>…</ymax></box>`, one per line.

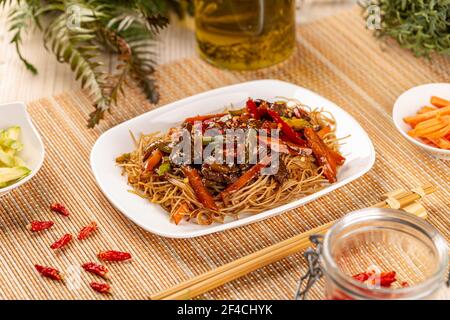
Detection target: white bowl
<box><xmin>393</xmin><ymin>83</ymin><xmax>450</xmax><ymax>160</ymax></box>
<box><xmin>0</xmin><ymin>102</ymin><xmax>45</xmax><ymax>196</ymax></box>
<box><xmin>91</xmin><ymin>80</ymin><xmax>375</xmax><ymax>238</ymax></box>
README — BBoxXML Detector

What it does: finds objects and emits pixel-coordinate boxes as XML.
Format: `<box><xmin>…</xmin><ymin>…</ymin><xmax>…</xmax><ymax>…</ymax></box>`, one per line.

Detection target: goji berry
<box><xmin>82</xmin><ymin>262</ymin><xmax>108</xmax><ymax>278</ymax></box>
<box><xmin>379</xmin><ymin>271</ymin><xmax>397</xmax><ymax>287</ymax></box>
<box><xmin>50</xmin><ymin>234</ymin><xmax>72</xmax><ymax>250</ymax></box>
<box><xmin>352</xmin><ymin>272</ymin><xmax>371</xmax><ymax>282</ymax></box>
<box><xmin>353</xmin><ymin>270</ymin><xmax>398</xmax><ymax>288</ymax></box>
<box><xmin>90</xmin><ymin>282</ymin><xmax>110</xmax><ymax>294</ymax></box>
<box><xmin>35</xmin><ymin>264</ymin><xmax>62</xmax><ymax>281</ymax></box>
<box><xmin>77</xmin><ymin>221</ymin><xmax>98</xmax><ymax>240</ymax></box>
<box><xmin>27</xmin><ymin>221</ymin><xmax>54</xmax><ymax>232</ymax></box>
<box><xmin>97</xmin><ymin>250</ymin><xmax>131</xmax><ymax>262</ymax></box>
<box><xmin>50</xmin><ymin>203</ymin><xmax>70</xmax><ymax>217</ymax></box>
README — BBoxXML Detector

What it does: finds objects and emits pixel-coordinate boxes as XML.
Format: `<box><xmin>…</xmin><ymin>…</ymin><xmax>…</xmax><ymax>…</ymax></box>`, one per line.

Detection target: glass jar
<box><xmin>298</xmin><ymin>208</ymin><xmax>448</xmax><ymax>300</ymax></box>
<box><xmin>194</xmin><ymin>0</ymin><xmax>296</xmax><ymax>70</ymax></box>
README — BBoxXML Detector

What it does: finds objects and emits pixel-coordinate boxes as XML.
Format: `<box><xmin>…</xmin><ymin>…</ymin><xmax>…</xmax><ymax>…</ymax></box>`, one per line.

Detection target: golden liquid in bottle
<box><xmin>195</xmin><ymin>0</ymin><xmax>296</xmax><ymax>70</ymax></box>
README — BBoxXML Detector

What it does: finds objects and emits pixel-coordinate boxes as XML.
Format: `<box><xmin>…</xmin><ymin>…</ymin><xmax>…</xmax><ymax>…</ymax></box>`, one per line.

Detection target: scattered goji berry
<box><xmin>77</xmin><ymin>221</ymin><xmax>98</xmax><ymax>240</ymax></box>
<box><xmin>401</xmin><ymin>281</ymin><xmax>409</xmax><ymax>287</ymax></box>
<box><xmin>35</xmin><ymin>264</ymin><xmax>62</xmax><ymax>281</ymax></box>
<box><xmin>50</xmin><ymin>234</ymin><xmax>72</xmax><ymax>250</ymax></box>
<box><xmin>98</xmin><ymin>250</ymin><xmax>131</xmax><ymax>262</ymax></box>
<box><xmin>50</xmin><ymin>203</ymin><xmax>70</xmax><ymax>216</ymax></box>
<box><xmin>27</xmin><ymin>220</ymin><xmax>54</xmax><ymax>232</ymax></box>
<box><xmin>90</xmin><ymin>282</ymin><xmax>110</xmax><ymax>294</ymax></box>
<box><xmin>82</xmin><ymin>262</ymin><xmax>108</xmax><ymax>278</ymax></box>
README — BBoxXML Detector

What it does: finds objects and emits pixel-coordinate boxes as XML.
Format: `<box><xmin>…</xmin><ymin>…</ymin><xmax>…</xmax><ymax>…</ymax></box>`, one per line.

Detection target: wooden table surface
<box><xmin>0</xmin><ymin>0</ymin><xmax>356</xmax><ymax>104</ymax></box>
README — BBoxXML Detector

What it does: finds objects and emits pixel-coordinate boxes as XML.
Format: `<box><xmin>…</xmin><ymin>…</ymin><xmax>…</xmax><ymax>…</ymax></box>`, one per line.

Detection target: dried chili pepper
<box><xmin>27</xmin><ymin>220</ymin><xmax>54</xmax><ymax>232</ymax></box>
<box><xmin>77</xmin><ymin>221</ymin><xmax>98</xmax><ymax>240</ymax></box>
<box><xmin>267</xmin><ymin>109</ymin><xmax>307</xmax><ymax>146</ymax></box>
<box><xmin>82</xmin><ymin>262</ymin><xmax>108</xmax><ymax>278</ymax></box>
<box><xmin>184</xmin><ymin>113</ymin><xmax>227</xmax><ymax>123</ymax></box>
<box><xmin>50</xmin><ymin>234</ymin><xmax>72</xmax><ymax>250</ymax></box>
<box><xmin>34</xmin><ymin>264</ymin><xmax>63</xmax><ymax>281</ymax></box>
<box><xmin>246</xmin><ymin>98</ymin><xmax>260</xmax><ymax>119</ymax></box>
<box><xmin>352</xmin><ymin>271</ymin><xmax>372</xmax><ymax>282</ymax></box>
<box><xmin>378</xmin><ymin>271</ymin><xmax>397</xmax><ymax>287</ymax></box>
<box><xmin>401</xmin><ymin>281</ymin><xmax>409</xmax><ymax>287</ymax></box>
<box><xmin>353</xmin><ymin>270</ymin><xmax>397</xmax><ymax>288</ymax></box>
<box><xmin>50</xmin><ymin>203</ymin><xmax>70</xmax><ymax>217</ymax></box>
<box><xmin>98</xmin><ymin>250</ymin><xmax>132</xmax><ymax>262</ymax></box>
<box><xmin>90</xmin><ymin>282</ymin><xmax>110</xmax><ymax>294</ymax></box>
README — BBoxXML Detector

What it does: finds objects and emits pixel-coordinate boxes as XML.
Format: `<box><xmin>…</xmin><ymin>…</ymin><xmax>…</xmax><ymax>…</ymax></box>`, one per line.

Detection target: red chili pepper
<box><xmin>266</xmin><ymin>109</ymin><xmax>307</xmax><ymax>146</ymax></box>
<box><xmin>378</xmin><ymin>271</ymin><xmax>397</xmax><ymax>287</ymax></box>
<box><xmin>35</xmin><ymin>264</ymin><xmax>63</xmax><ymax>281</ymax></box>
<box><xmin>353</xmin><ymin>270</ymin><xmax>397</xmax><ymax>288</ymax></box>
<box><xmin>50</xmin><ymin>203</ymin><xmax>70</xmax><ymax>217</ymax></box>
<box><xmin>401</xmin><ymin>281</ymin><xmax>409</xmax><ymax>287</ymax></box>
<box><xmin>77</xmin><ymin>221</ymin><xmax>98</xmax><ymax>240</ymax></box>
<box><xmin>27</xmin><ymin>220</ymin><xmax>54</xmax><ymax>232</ymax></box>
<box><xmin>50</xmin><ymin>234</ymin><xmax>72</xmax><ymax>250</ymax></box>
<box><xmin>246</xmin><ymin>98</ymin><xmax>260</xmax><ymax>119</ymax></box>
<box><xmin>82</xmin><ymin>262</ymin><xmax>108</xmax><ymax>278</ymax></box>
<box><xmin>352</xmin><ymin>272</ymin><xmax>371</xmax><ymax>282</ymax></box>
<box><xmin>98</xmin><ymin>250</ymin><xmax>132</xmax><ymax>262</ymax></box>
<box><xmin>90</xmin><ymin>282</ymin><xmax>110</xmax><ymax>294</ymax></box>
<box><xmin>184</xmin><ymin>113</ymin><xmax>227</xmax><ymax>123</ymax></box>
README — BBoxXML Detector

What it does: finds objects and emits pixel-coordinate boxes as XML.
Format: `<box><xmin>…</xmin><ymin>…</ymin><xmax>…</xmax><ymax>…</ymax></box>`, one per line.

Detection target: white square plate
<box><xmin>90</xmin><ymin>80</ymin><xmax>375</xmax><ymax>238</ymax></box>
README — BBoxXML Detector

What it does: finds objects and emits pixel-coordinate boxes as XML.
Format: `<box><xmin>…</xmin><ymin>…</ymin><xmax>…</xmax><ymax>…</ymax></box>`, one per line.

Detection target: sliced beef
<box><xmin>273</xmin><ymin>159</ymin><xmax>289</xmax><ymax>185</ymax></box>
<box><xmin>270</xmin><ymin>102</ymin><xmax>295</xmax><ymax>118</ymax></box>
<box><xmin>201</xmin><ymin>163</ymin><xmax>239</xmax><ymax>185</ymax></box>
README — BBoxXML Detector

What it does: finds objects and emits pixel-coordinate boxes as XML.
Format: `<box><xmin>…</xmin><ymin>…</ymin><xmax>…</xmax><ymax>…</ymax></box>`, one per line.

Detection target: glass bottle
<box><xmin>298</xmin><ymin>208</ymin><xmax>449</xmax><ymax>300</ymax></box>
<box><xmin>195</xmin><ymin>0</ymin><xmax>296</xmax><ymax>70</ymax></box>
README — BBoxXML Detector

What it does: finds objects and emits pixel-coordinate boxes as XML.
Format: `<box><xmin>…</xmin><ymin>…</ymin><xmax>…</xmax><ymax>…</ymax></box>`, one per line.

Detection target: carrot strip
<box><xmin>428</xmin><ymin>137</ymin><xmax>450</xmax><ymax>150</ymax></box>
<box><xmin>431</xmin><ymin>96</ymin><xmax>450</xmax><ymax>108</ymax></box>
<box><xmin>403</xmin><ymin>106</ymin><xmax>450</xmax><ymax>127</ymax></box>
<box><xmin>144</xmin><ymin>149</ymin><xmax>163</xmax><ymax>172</ymax></box>
<box><xmin>184</xmin><ymin>113</ymin><xmax>226</xmax><ymax>123</ymax></box>
<box><xmin>171</xmin><ymin>202</ymin><xmax>189</xmax><ymax>225</ymax></box>
<box><xmin>182</xmin><ymin>166</ymin><xmax>218</xmax><ymax>211</ymax></box>
<box><xmin>409</xmin><ymin>116</ymin><xmax>450</xmax><ymax>137</ymax></box>
<box><xmin>220</xmin><ymin>156</ymin><xmax>271</xmax><ymax>202</ymax></box>
<box><xmin>304</xmin><ymin>128</ymin><xmax>345</xmax><ymax>183</ymax></box>
<box><xmin>417</xmin><ymin>106</ymin><xmax>437</xmax><ymax>114</ymax></box>
<box><xmin>425</xmin><ymin>124</ymin><xmax>450</xmax><ymax>139</ymax></box>
<box><xmin>422</xmin><ymin>138</ymin><xmax>439</xmax><ymax>148</ymax></box>
<box><xmin>317</xmin><ymin>126</ymin><xmax>331</xmax><ymax>139</ymax></box>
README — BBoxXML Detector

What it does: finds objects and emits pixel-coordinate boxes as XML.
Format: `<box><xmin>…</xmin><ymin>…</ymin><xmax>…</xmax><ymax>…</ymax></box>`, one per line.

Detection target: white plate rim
<box><xmin>90</xmin><ymin>79</ymin><xmax>376</xmax><ymax>238</ymax></box>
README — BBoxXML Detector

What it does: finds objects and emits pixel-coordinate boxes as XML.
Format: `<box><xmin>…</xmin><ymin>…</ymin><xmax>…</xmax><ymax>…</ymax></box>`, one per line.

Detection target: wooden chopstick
<box><xmin>373</xmin><ymin>183</ymin><xmax>436</xmax><ymax>209</ymax></box>
<box><xmin>151</xmin><ymin>221</ymin><xmax>332</xmax><ymax>300</ymax></box>
<box><xmin>150</xmin><ymin>185</ymin><xmax>435</xmax><ymax>300</ymax></box>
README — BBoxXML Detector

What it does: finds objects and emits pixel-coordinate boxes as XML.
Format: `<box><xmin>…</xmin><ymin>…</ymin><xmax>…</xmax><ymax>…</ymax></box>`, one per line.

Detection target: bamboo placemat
<box><xmin>0</xmin><ymin>8</ymin><xmax>448</xmax><ymax>300</ymax></box>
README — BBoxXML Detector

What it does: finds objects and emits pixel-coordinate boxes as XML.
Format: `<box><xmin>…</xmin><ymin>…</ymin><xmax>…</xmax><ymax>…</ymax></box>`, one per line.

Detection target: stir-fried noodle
<box><xmin>117</xmin><ymin>98</ymin><xmax>346</xmax><ymax>225</ymax></box>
